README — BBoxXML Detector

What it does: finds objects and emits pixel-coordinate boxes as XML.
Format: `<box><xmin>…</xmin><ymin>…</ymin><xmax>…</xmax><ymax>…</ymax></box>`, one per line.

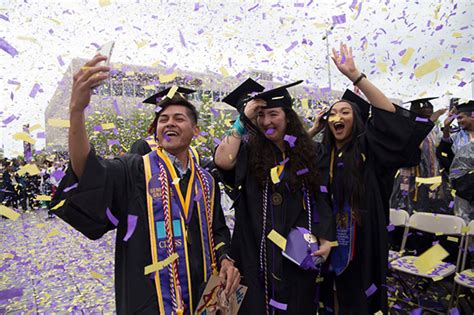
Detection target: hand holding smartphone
<box><xmin>91</xmin><ymin>41</ymin><xmax>114</xmax><ymax>88</ymax></box>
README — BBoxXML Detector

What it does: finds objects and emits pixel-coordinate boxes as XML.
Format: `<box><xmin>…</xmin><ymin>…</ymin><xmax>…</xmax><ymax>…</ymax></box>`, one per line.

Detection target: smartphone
<box><xmin>91</xmin><ymin>41</ymin><xmax>114</xmax><ymax>89</ymax></box>
<box><xmin>96</xmin><ymin>41</ymin><xmax>115</xmax><ymax>66</ymax></box>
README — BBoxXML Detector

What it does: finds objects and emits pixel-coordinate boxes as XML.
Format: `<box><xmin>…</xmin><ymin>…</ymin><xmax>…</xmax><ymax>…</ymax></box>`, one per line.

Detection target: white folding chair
<box><xmin>388</xmin><ymin>208</ymin><xmax>410</xmax><ymax>262</ymax></box>
<box><xmin>450</xmin><ymin>220</ymin><xmax>474</xmax><ymax>308</ymax></box>
<box><xmin>389</xmin><ymin>212</ymin><xmax>466</xmax><ymax>312</ymax></box>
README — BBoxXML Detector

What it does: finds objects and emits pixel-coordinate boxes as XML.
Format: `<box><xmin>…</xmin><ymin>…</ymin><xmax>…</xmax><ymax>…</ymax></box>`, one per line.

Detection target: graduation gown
<box><xmin>323</xmin><ymin>106</ymin><xmax>434</xmax><ymax>314</ymax></box>
<box><xmin>218</xmin><ymin>141</ymin><xmax>335</xmax><ymax>314</ymax></box>
<box><xmin>50</xmin><ymin>148</ymin><xmax>231</xmax><ymax>314</ymax></box>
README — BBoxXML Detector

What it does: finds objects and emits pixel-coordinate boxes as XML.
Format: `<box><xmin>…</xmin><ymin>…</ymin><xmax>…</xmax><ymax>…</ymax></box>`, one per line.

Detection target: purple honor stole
<box><xmin>143</xmin><ymin>149</ymin><xmax>217</xmax><ymax>314</ymax></box>
<box><xmin>330</xmin><ymin>202</ymin><xmax>355</xmax><ymax>275</ymax></box>
<box><xmin>329</xmin><ymin>149</ymin><xmax>356</xmax><ymax>276</ymax></box>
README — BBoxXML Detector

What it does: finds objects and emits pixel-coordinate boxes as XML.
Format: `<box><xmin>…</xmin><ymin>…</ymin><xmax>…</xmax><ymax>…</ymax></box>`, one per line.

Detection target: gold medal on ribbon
<box><xmin>271</xmin><ymin>192</ymin><xmax>283</xmax><ymax>206</ymax></box>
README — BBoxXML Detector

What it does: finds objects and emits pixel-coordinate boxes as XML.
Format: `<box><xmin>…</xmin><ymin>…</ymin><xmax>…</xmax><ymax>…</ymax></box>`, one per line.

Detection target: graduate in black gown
<box><xmin>215</xmin><ymin>78</ymin><xmax>335</xmax><ymax>314</ymax></box>
<box><xmin>49</xmin><ymin>55</ymin><xmax>240</xmax><ymax>314</ymax></box>
<box><xmin>316</xmin><ymin>43</ymin><xmax>434</xmax><ymax>314</ymax></box>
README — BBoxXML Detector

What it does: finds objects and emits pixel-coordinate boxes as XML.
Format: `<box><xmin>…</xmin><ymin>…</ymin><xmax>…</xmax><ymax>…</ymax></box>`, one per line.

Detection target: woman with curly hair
<box><xmin>214</xmin><ymin>78</ymin><xmax>335</xmax><ymax>314</ymax></box>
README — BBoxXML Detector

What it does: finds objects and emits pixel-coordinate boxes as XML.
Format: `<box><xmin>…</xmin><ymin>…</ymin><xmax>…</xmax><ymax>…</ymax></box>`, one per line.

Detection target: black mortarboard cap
<box><xmin>143</xmin><ymin>86</ymin><xmax>196</xmax><ymax>113</ymax></box>
<box><xmin>251</xmin><ymin>80</ymin><xmax>303</xmax><ymax>109</ymax></box>
<box><xmin>221</xmin><ymin>78</ymin><xmax>265</xmax><ymax>112</ymax></box>
<box><xmin>404</xmin><ymin>97</ymin><xmax>438</xmax><ymax>112</ymax></box>
<box><xmin>455</xmin><ymin>100</ymin><xmax>474</xmax><ymax>113</ymax></box>
<box><xmin>341</xmin><ymin>89</ymin><xmax>371</xmax><ymax>123</ymax></box>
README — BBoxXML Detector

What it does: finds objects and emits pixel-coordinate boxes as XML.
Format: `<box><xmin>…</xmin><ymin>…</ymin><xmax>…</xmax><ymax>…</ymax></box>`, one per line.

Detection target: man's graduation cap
<box><xmin>222</xmin><ymin>79</ymin><xmax>303</xmax><ymax>112</ymax></box>
<box><xmin>455</xmin><ymin>100</ymin><xmax>474</xmax><ymax>113</ymax></box>
<box><xmin>144</xmin><ymin>86</ymin><xmax>197</xmax><ymax>135</ymax></box>
<box><xmin>323</xmin><ymin>89</ymin><xmax>371</xmax><ymax>123</ymax></box>
<box><xmin>404</xmin><ymin>97</ymin><xmax>438</xmax><ymax>112</ymax></box>
<box><xmin>143</xmin><ymin>86</ymin><xmax>196</xmax><ymax>113</ymax></box>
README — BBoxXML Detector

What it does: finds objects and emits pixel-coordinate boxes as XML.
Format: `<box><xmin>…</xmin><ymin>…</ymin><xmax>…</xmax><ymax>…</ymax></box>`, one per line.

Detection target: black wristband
<box><xmin>353</xmin><ymin>73</ymin><xmax>366</xmax><ymax>86</ymax></box>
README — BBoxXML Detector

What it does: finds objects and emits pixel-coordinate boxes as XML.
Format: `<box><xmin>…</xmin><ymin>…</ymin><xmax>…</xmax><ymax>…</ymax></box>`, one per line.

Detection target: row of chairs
<box><xmin>388</xmin><ymin>209</ymin><xmax>473</xmax><ymax>312</ymax></box>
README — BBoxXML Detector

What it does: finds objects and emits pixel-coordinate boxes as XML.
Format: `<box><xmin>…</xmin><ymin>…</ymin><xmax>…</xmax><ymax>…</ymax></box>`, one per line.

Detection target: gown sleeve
<box><xmin>49</xmin><ymin>147</ymin><xmax>137</xmax><ymax>240</ymax></box>
<box><xmin>365</xmin><ymin>105</ymin><xmax>434</xmax><ymax>170</ymax></box>
<box><xmin>311</xmin><ymin>142</ymin><xmax>336</xmax><ymax>241</ymax></box>
<box><xmin>211</xmin><ymin>178</ymin><xmax>232</xmax><ymax>265</ymax></box>
<box><xmin>214</xmin><ymin>142</ymin><xmax>249</xmax><ymax>190</ymax></box>
<box><xmin>436</xmin><ymin>138</ymin><xmax>455</xmax><ymax>171</ymax></box>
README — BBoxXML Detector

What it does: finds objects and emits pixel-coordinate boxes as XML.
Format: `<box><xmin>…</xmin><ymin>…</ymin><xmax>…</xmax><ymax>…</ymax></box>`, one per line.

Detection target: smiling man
<box><xmin>50</xmin><ymin>55</ymin><xmax>240</xmax><ymax>314</ymax></box>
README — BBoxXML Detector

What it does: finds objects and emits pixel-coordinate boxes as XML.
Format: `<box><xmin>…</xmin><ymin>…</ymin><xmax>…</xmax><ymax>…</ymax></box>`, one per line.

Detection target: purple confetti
<box><xmin>365</xmin><ymin>283</ymin><xmax>377</xmax><ymax>297</ymax></box>
<box><xmin>285</xmin><ymin>41</ymin><xmax>298</xmax><ymax>53</ymax></box>
<box><xmin>262</xmin><ymin>44</ymin><xmax>273</xmax><ymax>52</ymax></box>
<box><xmin>449</xmin><ymin>307</ymin><xmax>460</xmax><ymax>315</ymax></box>
<box><xmin>63</xmin><ymin>183</ymin><xmax>78</xmax><ymax>193</ymax></box>
<box><xmin>106</xmin><ymin>208</ymin><xmax>119</xmax><ymax>226</ymax></box>
<box><xmin>332</xmin><ymin>14</ymin><xmax>346</xmax><ymax>25</ymax></box>
<box><xmin>341</xmin><ymin>54</ymin><xmax>346</xmax><ymax>64</ymax></box>
<box><xmin>210</xmin><ymin>107</ymin><xmax>219</xmax><ymax>118</ymax></box>
<box><xmin>468</xmin><ymin>245</ymin><xmax>474</xmax><ymax>253</ymax></box>
<box><xmin>387</xmin><ymin>224</ymin><xmax>395</xmax><ymax>232</ymax></box>
<box><xmin>248</xmin><ymin>3</ymin><xmax>259</xmax><ymax>11</ymax></box>
<box><xmin>7</xmin><ymin>79</ymin><xmax>20</xmax><ymax>85</ymax></box>
<box><xmin>107</xmin><ymin>139</ymin><xmax>120</xmax><ymax>146</ymax></box>
<box><xmin>269</xmin><ymin>299</ymin><xmax>287</xmax><ymax>311</ymax></box>
<box><xmin>411</xmin><ymin>308</ymin><xmax>422</xmax><ymax>315</ymax></box>
<box><xmin>113</xmin><ymin>99</ymin><xmax>121</xmax><ymax>115</ymax></box>
<box><xmin>460</xmin><ymin>57</ymin><xmax>473</xmax><ymax>63</ymax></box>
<box><xmin>51</xmin><ymin>169</ymin><xmax>66</xmax><ymax>182</ymax></box>
<box><xmin>93</xmin><ymin>125</ymin><xmax>103</xmax><ymax>132</ymax></box>
<box><xmin>283</xmin><ymin>134</ymin><xmax>296</xmax><ymax>147</ymax></box>
<box><xmin>194</xmin><ymin>3</ymin><xmax>200</xmax><ymax>11</ymax></box>
<box><xmin>0</xmin><ymin>288</ymin><xmax>23</xmax><ymax>300</ymax></box>
<box><xmin>449</xmin><ymin>200</ymin><xmax>454</xmax><ymax>208</ymax></box>
<box><xmin>2</xmin><ymin>114</ymin><xmax>16</xmax><ymax>125</ymax></box>
<box><xmin>29</xmin><ymin>83</ymin><xmax>41</xmax><ymax>98</ymax></box>
<box><xmin>36</xmin><ymin>131</ymin><xmax>45</xmax><ymax>139</ymax></box>
<box><xmin>265</xmin><ymin>128</ymin><xmax>275</xmax><ymax>135</ymax></box>
<box><xmin>296</xmin><ymin>168</ymin><xmax>309</xmax><ymax>176</ymax></box>
<box><xmin>178</xmin><ymin>30</ymin><xmax>186</xmax><ymax>48</ymax></box>
<box><xmin>0</xmin><ymin>14</ymin><xmax>9</xmax><ymax>21</ymax></box>
<box><xmin>280</xmin><ymin>157</ymin><xmax>289</xmax><ymax>165</ymax></box>
<box><xmin>57</xmin><ymin>55</ymin><xmax>65</xmax><ymax>66</ymax></box>
<box><xmin>123</xmin><ymin>215</ymin><xmax>138</xmax><ymax>241</ymax></box>
<box><xmin>415</xmin><ymin>117</ymin><xmax>429</xmax><ymax>122</ymax></box>
<box><xmin>320</xmin><ymin>185</ymin><xmax>328</xmax><ymax>193</ymax></box>
<box><xmin>163</xmin><ymin>133</ymin><xmax>171</xmax><ymax>142</ymax></box>
<box><xmin>0</xmin><ymin>38</ymin><xmax>18</xmax><ymax>57</ymax></box>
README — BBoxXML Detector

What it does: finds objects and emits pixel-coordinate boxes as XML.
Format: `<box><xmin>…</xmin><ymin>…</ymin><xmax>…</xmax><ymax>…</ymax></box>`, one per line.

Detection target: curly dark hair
<box><xmin>248</xmin><ymin>108</ymin><xmax>321</xmax><ymax>195</ymax></box>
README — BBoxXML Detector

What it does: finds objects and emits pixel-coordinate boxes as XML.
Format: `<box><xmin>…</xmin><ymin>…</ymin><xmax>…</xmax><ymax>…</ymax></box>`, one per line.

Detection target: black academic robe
<box><xmin>322</xmin><ymin>106</ymin><xmax>434</xmax><ymax>315</ymax></box>
<box><xmin>50</xmin><ymin>148</ymin><xmax>231</xmax><ymax>314</ymax></box>
<box><xmin>436</xmin><ymin>138</ymin><xmax>455</xmax><ymax>171</ymax></box>
<box><xmin>218</xmin><ymin>142</ymin><xmax>335</xmax><ymax>314</ymax></box>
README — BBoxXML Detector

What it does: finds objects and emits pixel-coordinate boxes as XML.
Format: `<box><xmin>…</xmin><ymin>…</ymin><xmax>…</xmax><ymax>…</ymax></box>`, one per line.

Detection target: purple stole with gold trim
<box><xmin>143</xmin><ymin>149</ymin><xmax>217</xmax><ymax>314</ymax></box>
